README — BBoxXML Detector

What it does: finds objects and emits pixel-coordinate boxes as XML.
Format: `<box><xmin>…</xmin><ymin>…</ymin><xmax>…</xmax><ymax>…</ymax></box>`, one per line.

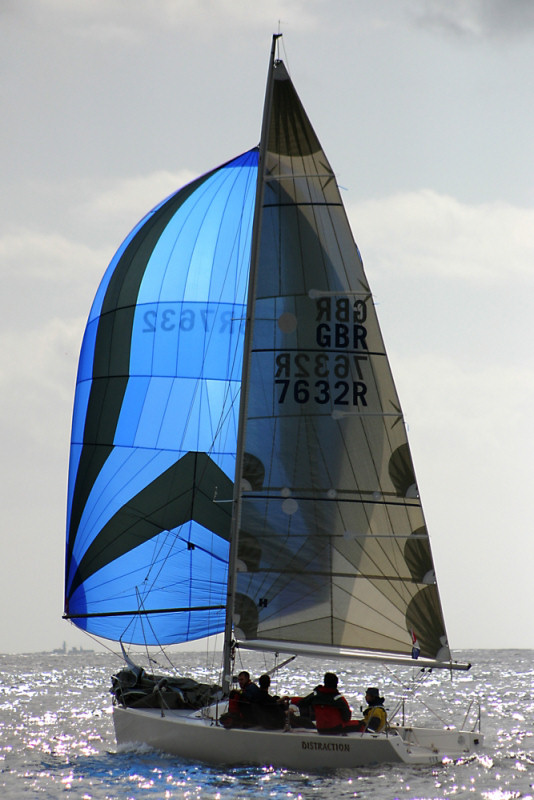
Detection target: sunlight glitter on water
<box><xmin>0</xmin><ymin>649</ymin><xmax>533</xmax><ymax>799</ymax></box>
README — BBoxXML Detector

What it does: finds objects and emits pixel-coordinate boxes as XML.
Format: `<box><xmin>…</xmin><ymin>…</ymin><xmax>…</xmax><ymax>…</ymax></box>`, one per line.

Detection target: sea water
<box><xmin>0</xmin><ymin>649</ymin><xmax>532</xmax><ymax>799</ymax></box>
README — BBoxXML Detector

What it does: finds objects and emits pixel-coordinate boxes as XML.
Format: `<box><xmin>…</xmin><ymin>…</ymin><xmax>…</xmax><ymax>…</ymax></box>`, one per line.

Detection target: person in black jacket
<box><xmin>220</xmin><ymin>670</ymin><xmax>260</xmax><ymax>729</ymax></box>
<box><xmin>253</xmin><ymin>674</ymin><xmax>286</xmax><ymax>729</ymax></box>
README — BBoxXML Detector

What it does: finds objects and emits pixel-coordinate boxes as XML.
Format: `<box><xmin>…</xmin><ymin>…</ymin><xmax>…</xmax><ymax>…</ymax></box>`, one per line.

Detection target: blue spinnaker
<box><xmin>65</xmin><ymin>149</ymin><xmax>258</xmax><ymax>645</ymax></box>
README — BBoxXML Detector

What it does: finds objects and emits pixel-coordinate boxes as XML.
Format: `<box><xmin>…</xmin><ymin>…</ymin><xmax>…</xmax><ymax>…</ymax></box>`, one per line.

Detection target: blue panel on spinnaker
<box><xmin>65</xmin><ymin>149</ymin><xmax>258</xmax><ymax>645</ymax></box>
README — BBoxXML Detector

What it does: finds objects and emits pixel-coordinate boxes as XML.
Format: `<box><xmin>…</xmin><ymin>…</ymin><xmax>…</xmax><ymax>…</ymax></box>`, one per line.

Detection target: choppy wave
<box><xmin>0</xmin><ymin>649</ymin><xmax>533</xmax><ymax>799</ymax></box>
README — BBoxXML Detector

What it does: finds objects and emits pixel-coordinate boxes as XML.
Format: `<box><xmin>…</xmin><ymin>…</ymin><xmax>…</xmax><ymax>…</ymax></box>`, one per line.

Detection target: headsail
<box><xmin>232</xmin><ymin>55</ymin><xmax>453</xmax><ymax>665</ymax></box>
<box><xmin>64</xmin><ymin>150</ymin><xmax>258</xmax><ymax>645</ymax></box>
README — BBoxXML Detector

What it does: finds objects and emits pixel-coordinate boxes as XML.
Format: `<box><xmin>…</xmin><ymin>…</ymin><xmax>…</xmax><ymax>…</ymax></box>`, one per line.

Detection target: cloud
<box><xmin>15</xmin><ymin>0</ymin><xmax>321</xmax><ymax>42</ymax></box>
<box><xmin>347</xmin><ymin>190</ymin><xmax>534</xmax><ymax>285</ymax></box>
<box><xmin>0</xmin><ymin>317</ymin><xmax>80</xmax><ymax>451</ymax></box>
<box><xmin>79</xmin><ymin>170</ymin><xmax>198</xmax><ymax>237</ymax></box>
<box><xmin>1</xmin><ymin>230</ymin><xmax>103</xmax><ymax>283</ymax></box>
<box><xmin>395</xmin><ymin>352</ymin><xmax>534</xmax><ymax>455</ymax></box>
<box><xmin>396</xmin><ymin>349</ymin><xmax>534</xmax><ymax>643</ymax></box>
<box><xmin>410</xmin><ymin>0</ymin><xmax>534</xmax><ymax>39</ymax></box>
<box><xmin>0</xmin><ymin>230</ymin><xmax>107</xmax><ymax>338</ymax></box>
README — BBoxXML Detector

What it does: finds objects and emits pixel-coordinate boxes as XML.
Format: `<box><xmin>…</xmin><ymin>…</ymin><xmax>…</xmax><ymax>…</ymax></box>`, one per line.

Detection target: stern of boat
<box><xmin>396</xmin><ymin>725</ymin><xmax>484</xmax><ymax>756</ymax></box>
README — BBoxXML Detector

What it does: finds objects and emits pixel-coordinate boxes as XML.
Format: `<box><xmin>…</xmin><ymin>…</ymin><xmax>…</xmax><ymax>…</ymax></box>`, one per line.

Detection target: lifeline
<box><xmin>301</xmin><ymin>741</ymin><xmax>350</xmax><ymax>752</ymax></box>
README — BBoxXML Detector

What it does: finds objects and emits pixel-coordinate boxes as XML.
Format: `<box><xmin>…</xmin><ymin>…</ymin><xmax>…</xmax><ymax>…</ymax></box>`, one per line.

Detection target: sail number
<box><xmin>142</xmin><ymin>306</ymin><xmax>239</xmax><ymax>334</ymax></box>
<box><xmin>275</xmin><ymin>377</ymin><xmax>366</xmax><ymax>405</ymax></box>
<box><xmin>275</xmin><ymin>296</ymin><xmax>369</xmax><ymax>407</ymax></box>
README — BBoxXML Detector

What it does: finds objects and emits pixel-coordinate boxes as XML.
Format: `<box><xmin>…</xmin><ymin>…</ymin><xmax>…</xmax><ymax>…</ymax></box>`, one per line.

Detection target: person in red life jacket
<box><xmin>297</xmin><ymin>672</ymin><xmax>352</xmax><ymax>734</ymax></box>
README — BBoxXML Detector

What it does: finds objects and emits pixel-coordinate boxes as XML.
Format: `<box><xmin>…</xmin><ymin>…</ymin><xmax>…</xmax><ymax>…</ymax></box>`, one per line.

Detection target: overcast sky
<box><xmin>2</xmin><ymin>0</ymin><xmax>533</xmax><ymax>654</ymax></box>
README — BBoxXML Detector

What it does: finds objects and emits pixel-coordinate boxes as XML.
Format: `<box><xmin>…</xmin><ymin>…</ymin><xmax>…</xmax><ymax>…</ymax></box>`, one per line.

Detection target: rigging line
<box><xmin>205</xmin><ymin>382</ymin><xmax>241</xmax><ymax>461</ymax></box>
<box><xmin>138</xmin><ymin>594</ymin><xmax>149</xmax><ymax>652</ymax></box>
<box><xmin>330</xmin><ymin>393</ymin><xmax>418</xmax><ymax>592</ymax></box>
<box><xmin>330</xmin><ymin>356</ymin><xmax>420</xmax><ymax>605</ymax></box>
<box><xmin>145</xmin><ymin>642</ymin><xmax>181</xmax><ymax>676</ymax></box>
<box><xmin>177</xmin><ymin>159</ymin><xmax>256</xmax><ymax>463</ymax></box>
<box><xmin>187</xmin><ymin>162</ymin><xmax>250</xmax><ymax>410</ymax></box>
<box><xmin>356</xmin><ymin>329</ymin><xmax>421</xmax><ymax>592</ymax></box>
<box><xmin>334</xmin><ymin>516</ymin><xmax>418</xmax><ymax>603</ymax></box>
<box><xmin>342</xmin><ymin>523</ymin><xmax>418</xmax><ymax>607</ymax></box>
<box><xmin>189</xmin><ymin>288</ymin><xmax>246</xmax><ymax>463</ymax></box>
<box><xmin>379</xmin><ymin>665</ymin><xmax>433</xmax><ymax>722</ymax></box>
<box><xmin>278</xmin><ymin>32</ymin><xmax>290</xmax><ymax>73</ymax></box>
<box><xmin>254</xmin><ymin>418</ymin><xmax>322</xmax><ymax>601</ymax></box>
<box><xmin>137</xmin><ymin>586</ymin><xmax>153</xmax><ymax>667</ymax></box>
<box><xmin>69</xmin><ymin>445</ymin><xmax>152</xmax><ymax>559</ymax></box>
<box><xmin>392</xmin><ymin>688</ymin><xmax>452</xmax><ymax>728</ymax></box>
<box><xmin>298</xmin><ymin>424</ymin><xmax>411</xmax><ymax>600</ymax></box>
<box><xmin>118</xmin><ymin>599</ymin><xmax>137</xmax><ymax>641</ymax></box>
<box><xmin>142</xmin><ymin>594</ymin><xmax>170</xmax><ymax>656</ymax></box>
<box><xmin>202</xmin><ymin>320</ymin><xmax>244</xmax><ymax>455</ymax></box>
<box><xmin>140</xmin><ymin>528</ymin><xmax>179</xmax><ymax>601</ymax></box>
<box><xmin>330</xmin><ymin>581</ymin><xmax>416</xmax><ymax>642</ymax></box>
<box><xmin>83</xmin><ymin>518</ymin><xmax>227</xmax><ymax>602</ymax></box>
<box><xmin>126</xmin><ymin>479</ymin><xmax>192</xmax><ymax>597</ymax></box>
<box><xmin>330</xmin><ymin>569</ymin><xmax>414</xmax><ymax>626</ymax></box>
<box><xmin>138</xmin><ymin>170</ymin><xmax>223</xmax><ymax>406</ymax></box>
<box><xmin>65</xmin><ymin>623</ymin><xmax>126</xmax><ymax>664</ymax></box>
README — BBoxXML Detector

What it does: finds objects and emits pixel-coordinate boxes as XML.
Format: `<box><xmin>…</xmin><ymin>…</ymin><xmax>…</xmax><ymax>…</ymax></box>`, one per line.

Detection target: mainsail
<box><xmin>231</xmin><ymin>57</ymin><xmax>451</xmax><ymax>664</ymax></box>
<box><xmin>65</xmin><ymin>43</ymin><xmax>453</xmax><ymax>667</ymax></box>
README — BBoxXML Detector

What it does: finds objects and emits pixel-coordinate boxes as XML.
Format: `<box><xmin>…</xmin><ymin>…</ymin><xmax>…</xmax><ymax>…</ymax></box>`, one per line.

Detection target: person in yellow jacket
<box><xmin>345</xmin><ymin>687</ymin><xmax>388</xmax><ymax>733</ymax></box>
<box><xmin>360</xmin><ymin>687</ymin><xmax>387</xmax><ymax>732</ymax></box>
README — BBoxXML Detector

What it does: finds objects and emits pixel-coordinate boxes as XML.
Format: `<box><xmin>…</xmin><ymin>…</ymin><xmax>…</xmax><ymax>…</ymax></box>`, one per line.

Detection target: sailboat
<box><xmin>64</xmin><ymin>36</ymin><xmax>483</xmax><ymax>768</ymax></box>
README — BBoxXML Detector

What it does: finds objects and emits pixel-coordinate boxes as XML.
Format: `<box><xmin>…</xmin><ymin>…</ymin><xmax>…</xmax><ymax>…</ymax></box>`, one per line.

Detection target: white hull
<box><xmin>396</xmin><ymin>724</ymin><xmax>483</xmax><ymax>756</ymax></box>
<box><xmin>113</xmin><ymin>706</ymin><xmax>483</xmax><ymax>768</ymax></box>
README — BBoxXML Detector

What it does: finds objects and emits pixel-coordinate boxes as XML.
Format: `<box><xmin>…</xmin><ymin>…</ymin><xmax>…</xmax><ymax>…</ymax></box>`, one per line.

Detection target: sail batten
<box><xmin>65</xmin><ymin>604</ymin><xmax>226</xmax><ymax>619</ymax></box>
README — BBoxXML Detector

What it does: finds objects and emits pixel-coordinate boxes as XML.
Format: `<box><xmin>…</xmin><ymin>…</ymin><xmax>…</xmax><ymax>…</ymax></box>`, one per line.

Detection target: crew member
<box><xmin>297</xmin><ymin>672</ymin><xmax>351</xmax><ymax>734</ymax></box>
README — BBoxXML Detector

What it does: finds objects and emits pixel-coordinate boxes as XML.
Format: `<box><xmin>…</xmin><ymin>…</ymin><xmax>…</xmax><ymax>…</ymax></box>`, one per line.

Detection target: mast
<box><xmin>222</xmin><ymin>35</ymin><xmax>281</xmax><ymax>693</ymax></box>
